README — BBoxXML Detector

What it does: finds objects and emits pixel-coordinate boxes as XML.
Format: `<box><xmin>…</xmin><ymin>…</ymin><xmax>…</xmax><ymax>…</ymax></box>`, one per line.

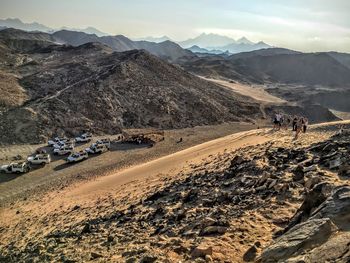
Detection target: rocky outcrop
<box><xmin>261</xmin><ymin>218</ymin><xmax>337</xmax><ymax>262</ymax></box>
<box><xmin>261</xmin><ymin>132</ymin><xmax>350</xmax><ymax>262</ymax></box>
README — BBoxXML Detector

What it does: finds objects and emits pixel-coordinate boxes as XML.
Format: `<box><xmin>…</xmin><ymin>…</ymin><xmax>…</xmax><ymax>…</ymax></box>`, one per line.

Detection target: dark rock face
<box><xmin>261</xmin><ymin>134</ymin><xmax>350</xmax><ymax>263</ymax></box>
<box><xmin>261</xmin><ymin>218</ymin><xmax>337</xmax><ymax>262</ymax></box>
<box><xmin>310</xmin><ymin>186</ymin><xmax>350</xmax><ymax>230</ymax></box>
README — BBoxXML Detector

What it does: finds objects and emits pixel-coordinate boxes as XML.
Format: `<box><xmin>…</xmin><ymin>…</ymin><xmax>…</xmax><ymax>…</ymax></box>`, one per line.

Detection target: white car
<box><xmin>96</xmin><ymin>138</ymin><xmax>111</xmax><ymax>149</ymax></box>
<box><xmin>0</xmin><ymin>162</ymin><xmax>30</xmax><ymax>174</ymax></box>
<box><xmin>48</xmin><ymin>137</ymin><xmax>68</xmax><ymax>146</ymax></box>
<box><xmin>53</xmin><ymin>145</ymin><xmax>74</xmax><ymax>155</ymax></box>
<box><xmin>75</xmin><ymin>133</ymin><xmax>93</xmax><ymax>143</ymax></box>
<box><xmin>53</xmin><ymin>140</ymin><xmax>74</xmax><ymax>149</ymax></box>
<box><xmin>66</xmin><ymin>151</ymin><xmax>88</xmax><ymax>163</ymax></box>
<box><xmin>27</xmin><ymin>154</ymin><xmax>51</xmax><ymax>165</ymax></box>
<box><xmin>85</xmin><ymin>143</ymin><xmax>109</xmax><ymax>154</ymax></box>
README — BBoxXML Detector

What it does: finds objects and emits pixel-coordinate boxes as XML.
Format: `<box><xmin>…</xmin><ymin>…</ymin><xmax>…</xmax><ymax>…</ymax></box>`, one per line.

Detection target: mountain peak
<box><xmin>237</xmin><ymin>37</ymin><xmax>253</xmax><ymax>44</ymax></box>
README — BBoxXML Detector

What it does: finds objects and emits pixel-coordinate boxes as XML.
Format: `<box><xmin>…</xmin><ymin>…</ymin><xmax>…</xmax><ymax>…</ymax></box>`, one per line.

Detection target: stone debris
<box><xmin>0</xmin><ymin>132</ymin><xmax>349</xmax><ymax>262</ymax></box>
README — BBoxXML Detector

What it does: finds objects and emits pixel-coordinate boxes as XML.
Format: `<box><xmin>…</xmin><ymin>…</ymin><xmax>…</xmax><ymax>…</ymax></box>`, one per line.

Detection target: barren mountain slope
<box><xmin>182</xmin><ymin>52</ymin><xmax>350</xmax><ymax>87</ymax></box>
<box><xmin>0</xmin><ymin>43</ymin><xmax>262</xmax><ymax>144</ymax></box>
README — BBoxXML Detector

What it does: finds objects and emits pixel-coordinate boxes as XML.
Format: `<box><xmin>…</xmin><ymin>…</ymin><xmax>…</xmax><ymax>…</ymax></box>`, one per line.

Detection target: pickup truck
<box><xmin>75</xmin><ymin>133</ymin><xmax>93</xmax><ymax>143</ymax></box>
<box><xmin>48</xmin><ymin>137</ymin><xmax>68</xmax><ymax>146</ymax></box>
<box><xmin>85</xmin><ymin>143</ymin><xmax>109</xmax><ymax>154</ymax></box>
<box><xmin>66</xmin><ymin>151</ymin><xmax>88</xmax><ymax>163</ymax></box>
<box><xmin>27</xmin><ymin>154</ymin><xmax>51</xmax><ymax>165</ymax></box>
<box><xmin>53</xmin><ymin>145</ymin><xmax>74</xmax><ymax>155</ymax></box>
<box><xmin>0</xmin><ymin>162</ymin><xmax>31</xmax><ymax>174</ymax></box>
<box><xmin>96</xmin><ymin>138</ymin><xmax>111</xmax><ymax>149</ymax></box>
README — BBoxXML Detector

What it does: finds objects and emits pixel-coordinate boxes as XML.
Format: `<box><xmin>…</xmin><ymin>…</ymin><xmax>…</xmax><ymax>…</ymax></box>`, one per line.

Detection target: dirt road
<box><xmin>202</xmin><ymin>78</ymin><xmax>287</xmax><ymax>104</ymax></box>
<box><xmin>67</xmin><ymin>130</ymin><xmax>269</xmax><ymax>201</ymax></box>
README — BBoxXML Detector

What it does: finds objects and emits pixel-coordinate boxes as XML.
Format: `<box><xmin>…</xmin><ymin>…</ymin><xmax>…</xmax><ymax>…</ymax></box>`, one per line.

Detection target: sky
<box><xmin>1</xmin><ymin>0</ymin><xmax>350</xmax><ymax>52</ymax></box>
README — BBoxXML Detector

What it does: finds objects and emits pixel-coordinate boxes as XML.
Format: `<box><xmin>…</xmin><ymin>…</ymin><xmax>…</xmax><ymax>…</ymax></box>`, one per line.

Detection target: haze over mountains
<box><xmin>0</xmin><ymin>18</ymin><xmax>272</xmax><ymax>55</ymax></box>
<box><xmin>0</xmin><ymin>18</ymin><xmax>108</xmax><ymax>36</ymax></box>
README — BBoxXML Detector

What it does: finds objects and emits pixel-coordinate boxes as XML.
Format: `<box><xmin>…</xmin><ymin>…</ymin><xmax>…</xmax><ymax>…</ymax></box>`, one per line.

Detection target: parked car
<box><xmin>75</xmin><ymin>133</ymin><xmax>93</xmax><ymax>143</ymax></box>
<box><xmin>48</xmin><ymin>137</ymin><xmax>68</xmax><ymax>146</ymax></box>
<box><xmin>85</xmin><ymin>143</ymin><xmax>109</xmax><ymax>154</ymax></box>
<box><xmin>66</xmin><ymin>151</ymin><xmax>88</xmax><ymax>163</ymax></box>
<box><xmin>0</xmin><ymin>162</ymin><xmax>30</xmax><ymax>174</ymax></box>
<box><xmin>96</xmin><ymin>138</ymin><xmax>111</xmax><ymax>149</ymax></box>
<box><xmin>27</xmin><ymin>154</ymin><xmax>51</xmax><ymax>165</ymax></box>
<box><xmin>53</xmin><ymin>145</ymin><xmax>74</xmax><ymax>155</ymax></box>
<box><xmin>53</xmin><ymin>139</ymin><xmax>74</xmax><ymax>149</ymax></box>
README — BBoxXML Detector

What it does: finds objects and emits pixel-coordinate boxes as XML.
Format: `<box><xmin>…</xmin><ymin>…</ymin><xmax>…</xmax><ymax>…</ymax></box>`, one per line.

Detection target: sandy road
<box><xmin>67</xmin><ymin>130</ymin><xmax>269</xmax><ymax>200</ymax></box>
<box><xmin>202</xmin><ymin>77</ymin><xmax>286</xmax><ymax>104</ymax></box>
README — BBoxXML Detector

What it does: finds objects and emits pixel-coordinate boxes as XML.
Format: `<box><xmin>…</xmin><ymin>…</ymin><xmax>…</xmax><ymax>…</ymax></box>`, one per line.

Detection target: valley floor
<box><xmin>0</xmin><ymin>120</ymin><xmax>349</xmax><ymax>262</ymax></box>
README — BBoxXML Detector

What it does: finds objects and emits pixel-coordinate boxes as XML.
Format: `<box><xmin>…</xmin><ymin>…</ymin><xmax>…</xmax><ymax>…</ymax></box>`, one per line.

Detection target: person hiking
<box><xmin>302</xmin><ymin>117</ymin><xmax>308</xmax><ymax>133</ymax></box>
<box><xmin>273</xmin><ymin>113</ymin><xmax>282</xmax><ymax>130</ymax></box>
<box><xmin>294</xmin><ymin>117</ymin><xmax>303</xmax><ymax>140</ymax></box>
<box><xmin>292</xmin><ymin>116</ymin><xmax>298</xmax><ymax>131</ymax></box>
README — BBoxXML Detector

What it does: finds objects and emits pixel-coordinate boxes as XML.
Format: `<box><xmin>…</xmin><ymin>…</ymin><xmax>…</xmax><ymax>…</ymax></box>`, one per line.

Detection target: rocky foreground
<box><xmin>0</xmin><ymin>126</ymin><xmax>349</xmax><ymax>262</ymax></box>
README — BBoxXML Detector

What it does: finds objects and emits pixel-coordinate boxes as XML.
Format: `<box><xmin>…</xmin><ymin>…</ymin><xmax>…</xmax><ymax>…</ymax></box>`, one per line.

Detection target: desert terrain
<box><xmin>1</xmin><ymin>120</ymin><xmax>350</xmax><ymax>262</ymax></box>
<box><xmin>0</xmin><ymin>18</ymin><xmax>350</xmax><ymax>263</ymax></box>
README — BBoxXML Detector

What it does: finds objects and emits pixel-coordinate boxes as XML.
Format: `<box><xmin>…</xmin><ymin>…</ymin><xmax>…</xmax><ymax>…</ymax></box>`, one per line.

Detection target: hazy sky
<box><xmin>1</xmin><ymin>0</ymin><xmax>350</xmax><ymax>52</ymax></box>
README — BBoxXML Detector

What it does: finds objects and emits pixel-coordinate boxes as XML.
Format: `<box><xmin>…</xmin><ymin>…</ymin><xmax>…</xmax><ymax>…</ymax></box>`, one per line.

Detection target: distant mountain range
<box><xmin>187</xmin><ymin>45</ymin><xmax>228</xmax><ymax>55</ymax></box>
<box><xmin>178</xmin><ymin>33</ymin><xmax>271</xmax><ymax>54</ymax></box>
<box><xmin>134</xmin><ymin>36</ymin><xmax>172</xmax><ymax>43</ymax></box>
<box><xmin>0</xmin><ymin>28</ymin><xmax>194</xmax><ymax>62</ymax></box>
<box><xmin>0</xmin><ymin>18</ymin><xmax>272</xmax><ymax>55</ymax></box>
<box><xmin>0</xmin><ymin>18</ymin><xmax>108</xmax><ymax>36</ymax></box>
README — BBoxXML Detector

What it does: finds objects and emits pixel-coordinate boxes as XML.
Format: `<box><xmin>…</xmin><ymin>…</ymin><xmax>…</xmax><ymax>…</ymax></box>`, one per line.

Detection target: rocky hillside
<box><xmin>0</xmin><ymin>40</ymin><xmax>263</xmax><ymax>144</ymax></box>
<box><xmin>182</xmin><ymin>52</ymin><xmax>350</xmax><ymax>87</ymax></box>
<box><xmin>0</xmin><ymin>124</ymin><xmax>349</xmax><ymax>262</ymax></box>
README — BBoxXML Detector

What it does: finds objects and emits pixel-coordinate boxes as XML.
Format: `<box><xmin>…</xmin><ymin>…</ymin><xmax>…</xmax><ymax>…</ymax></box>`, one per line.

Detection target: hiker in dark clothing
<box><xmin>292</xmin><ymin>116</ymin><xmax>298</xmax><ymax>131</ymax></box>
<box><xmin>302</xmin><ymin>117</ymin><xmax>308</xmax><ymax>133</ymax></box>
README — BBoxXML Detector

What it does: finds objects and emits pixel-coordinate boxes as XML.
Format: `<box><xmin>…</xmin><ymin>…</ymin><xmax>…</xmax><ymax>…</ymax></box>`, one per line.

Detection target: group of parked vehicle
<box><xmin>0</xmin><ymin>133</ymin><xmax>111</xmax><ymax>174</ymax></box>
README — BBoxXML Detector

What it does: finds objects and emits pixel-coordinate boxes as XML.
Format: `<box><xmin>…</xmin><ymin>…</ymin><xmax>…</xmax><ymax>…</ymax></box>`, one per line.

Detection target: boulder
<box><xmin>310</xmin><ymin>185</ymin><xmax>350</xmax><ymax>229</ymax></box>
<box><xmin>200</xmin><ymin>226</ymin><xmax>228</xmax><ymax>236</ymax></box>
<box><xmin>191</xmin><ymin>245</ymin><xmax>213</xmax><ymax>258</ymax></box>
<box><xmin>284</xmin><ymin>183</ymin><xmax>331</xmax><ymax>232</ymax></box>
<box><xmin>243</xmin><ymin>244</ymin><xmax>257</xmax><ymax>262</ymax></box>
<box><xmin>261</xmin><ymin>218</ymin><xmax>337</xmax><ymax>263</ymax></box>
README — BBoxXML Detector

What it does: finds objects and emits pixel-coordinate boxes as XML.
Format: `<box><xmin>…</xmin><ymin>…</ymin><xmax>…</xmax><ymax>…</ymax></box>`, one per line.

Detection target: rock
<box><xmin>125</xmin><ymin>257</ymin><xmax>137</xmax><ymax>263</ymax></box>
<box><xmin>72</xmin><ymin>205</ymin><xmax>80</xmax><ymax>211</ymax></box>
<box><xmin>243</xmin><ymin>244</ymin><xmax>257</xmax><ymax>262</ymax></box>
<box><xmin>284</xmin><ymin>182</ymin><xmax>331</xmax><ymax>232</ymax></box>
<box><xmin>310</xmin><ymin>185</ymin><xmax>350</xmax><ymax>229</ymax></box>
<box><xmin>261</xmin><ymin>218</ymin><xmax>337</xmax><ymax>263</ymax></box>
<box><xmin>293</xmin><ymin>165</ymin><xmax>304</xmax><ymax>181</ymax></box>
<box><xmin>140</xmin><ymin>255</ymin><xmax>157</xmax><ymax>263</ymax></box>
<box><xmin>303</xmin><ymin>165</ymin><xmax>318</xmax><ymax>173</ymax></box>
<box><xmin>338</xmin><ymin>164</ymin><xmax>350</xmax><ymax>177</ymax></box>
<box><xmin>308</xmin><ymin>232</ymin><xmax>350</xmax><ymax>263</ymax></box>
<box><xmin>200</xmin><ymin>226</ymin><xmax>227</xmax><ymax>236</ymax></box>
<box><xmin>200</xmin><ymin>217</ymin><xmax>216</xmax><ymax>228</ymax></box>
<box><xmin>80</xmin><ymin>223</ymin><xmax>91</xmax><ymax>235</ymax></box>
<box><xmin>205</xmin><ymin>255</ymin><xmax>213</xmax><ymax>262</ymax></box>
<box><xmin>304</xmin><ymin>175</ymin><xmax>321</xmax><ymax>190</ymax></box>
<box><xmin>231</xmin><ymin>155</ymin><xmax>246</xmax><ymax>166</ymax></box>
<box><xmin>90</xmin><ymin>252</ymin><xmax>103</xmax><ymax>259</ymax></box>
<box><xmin>329</xmin><ymin>157</ymin><xmax>342</xmax><ymax>169</ymax></box>
<box><xmin>191</xmin><ymin>245</ymin><xmax>213</xmax><ymax>258</ymax></box>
